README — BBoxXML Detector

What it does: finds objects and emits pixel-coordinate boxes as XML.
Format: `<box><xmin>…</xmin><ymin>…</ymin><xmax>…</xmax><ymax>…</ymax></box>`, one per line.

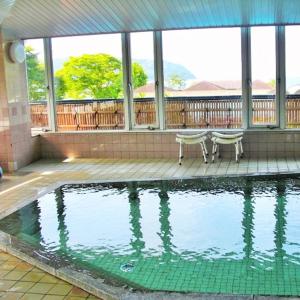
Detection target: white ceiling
<box><xmin>0</xmin><ymin>0</ymin><xmax>15</xmax><ymax>25</ymax></box>
<box><xmin>1</xmin><ymin>0</ymin><xmax>300</xmax><ymax>39</ymax></box>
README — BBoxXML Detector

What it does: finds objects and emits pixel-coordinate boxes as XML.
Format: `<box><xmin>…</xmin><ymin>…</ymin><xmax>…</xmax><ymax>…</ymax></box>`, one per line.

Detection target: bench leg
<box><xmin>179</xmin><ymin>142</ymin><xmax>183</xmax><ymax>165</ymax></box>
<box><xmin>217</xmin><ymin>143</ymin><xmax>221</xmax><ymax>158</ymax></box>
<box><xmin>203</xmin><ymin>141</ymin><xmax>209</xmax><ymax>156</ymax></box>
<box><xmin>239</xmin><ymin>141</ymin><xmax>244</xmax><ymax>158</ymax></box>
<box><xmin>200</xmin><ymin>142</ymin><xmax>208</xmax><ymax>163</ymax></box>
<box><xmin>235</xmin><ymin>142</ymin><xmax>240</xmax><ymax>163</ymax></box>
<box><xmin>212</xmin><ymin>142</ymin><xmax>217</xmax><ymax>163</ymax></box>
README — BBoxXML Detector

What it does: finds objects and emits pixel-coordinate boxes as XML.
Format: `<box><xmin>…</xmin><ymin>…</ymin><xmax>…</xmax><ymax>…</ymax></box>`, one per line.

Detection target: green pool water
<box><xmin>0</xmin><ymin>175</ymin><xmax>300</xmax><ymax>295</ymax></box>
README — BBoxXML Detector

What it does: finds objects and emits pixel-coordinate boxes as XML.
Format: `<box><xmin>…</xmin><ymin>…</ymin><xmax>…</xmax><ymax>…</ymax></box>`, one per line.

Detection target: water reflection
<box><xmin>55</xmin><ymin>187</ymin><xmax>69</xmax><ymax>251</ymax></box>
<box><xmin>0</xmin><ymin>177</ymin><xmax>298</xmax><ymax>267</ymax></box>
<box><xmin>158</xmin><ymin>182</ymin><xmax>174</xmax><ymax>256</ymax></box>
<box><xmin>19</xmin><ymin>200</ymin><xmax>43</xmax><ymax>244</ymax></box>
<box><xmin>274</xmin><ymin>182</ymin><xmax>287</xmax><ymax>263</ymax></box>
<box><xmin>128</xmin><ymin>182</ymin><xmax>145</xmax><ymax>256</ymax></box>
<box><xmin>242</xmin><ymin>182</ymin><xmax>254</xmax><ymax>260</ymax></box>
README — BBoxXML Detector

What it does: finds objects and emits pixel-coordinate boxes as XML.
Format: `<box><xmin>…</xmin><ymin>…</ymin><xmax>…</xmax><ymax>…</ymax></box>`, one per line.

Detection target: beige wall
<box><xmin>0</xmin><ymin>30</ymin><xmax>41</xmax><ymax>171</ymax></box>
<box><xmin>40</xmin><ymin>130</ymin><xmax>300</xmax><ymax>160</ymax></box>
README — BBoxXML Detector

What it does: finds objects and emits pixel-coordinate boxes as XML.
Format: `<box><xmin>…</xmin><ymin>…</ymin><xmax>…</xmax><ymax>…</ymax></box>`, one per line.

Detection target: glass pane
<box><xmin>286</xmin><ymin>26</ymin><xmax>300</xmax><ymax>128</ymax></box>
<box><xmin>51</xmin><ymin>34</ymin><xmax>124</xmax><ymax>131</ymax></box>
<box><xmin>251</xmin><ymin>27</ymin><xmax>276</xmax><ymax>126</ymax></box>
<box><xmin>162</xmin><ymin>28</ymin><xmax>242</xmax><ymax>129</ymax></box>
<box><xmin>24</xmin><ymin>39</ymin><xmax>49</xmax><ymax>131</ymax></box>
<box><xmin>131</xmin><ymin>32</ymin><xmax>157</xmax><ymax>127</ymax></box>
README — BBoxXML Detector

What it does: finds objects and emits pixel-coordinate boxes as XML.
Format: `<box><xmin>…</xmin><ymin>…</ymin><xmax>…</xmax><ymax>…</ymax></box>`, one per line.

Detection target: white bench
<box><xmin>211</xmin><ymin>132</ymin><xmax>244</xmax><ymax>163</ymax></box>
<box><xmin>176</xmin><ymin>132</ymin><xmax>208</xmax><ymax>165</ymax></box>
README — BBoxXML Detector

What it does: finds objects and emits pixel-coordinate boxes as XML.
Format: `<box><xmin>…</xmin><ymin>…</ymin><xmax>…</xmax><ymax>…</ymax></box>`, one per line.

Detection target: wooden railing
<box><xmin>251</xmin><ymin>95</ymin><xmax>276</xmax><ymax>125</ymax></box>
<box><xmin>29</xmin><ymin>95</ymin><xmax>300</xmax><ymax>130</ymax></box>
<box><xmin>165</xmin><ymin>96</ymin><xmax>242</xmax><ymax>128</ymax></box>
<box><xmin>286</xmin><ymin>95</ymin><xmax>300</xmax><ymax>128</ymax></box>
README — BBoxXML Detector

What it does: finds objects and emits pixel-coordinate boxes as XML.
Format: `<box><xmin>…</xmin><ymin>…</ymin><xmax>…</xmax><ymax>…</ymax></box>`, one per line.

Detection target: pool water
<box><xmin>0</xmin><ymin>176</ymin><xmax>300</xmax><ymax>295</ymax></box>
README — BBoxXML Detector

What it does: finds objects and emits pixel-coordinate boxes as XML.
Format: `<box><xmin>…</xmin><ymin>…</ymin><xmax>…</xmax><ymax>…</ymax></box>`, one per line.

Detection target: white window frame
<box><xmin>44</xmin><ymin>38</ymin><xmax>57</xmax><ymax>132</ymax></box>
<box><xmin>246</xmin><ymin>25</ymin><xmax>281</xmax><ymax>129</ymax></box>
<box><xmin>39</xmin><ymin>26</ymin><xmax>290</xmax><ymax>132</ymax></box>
<box><xmin>127</xmin><ymin>31</ymin><xmax>161</xmax><ymax>130</ymax></box>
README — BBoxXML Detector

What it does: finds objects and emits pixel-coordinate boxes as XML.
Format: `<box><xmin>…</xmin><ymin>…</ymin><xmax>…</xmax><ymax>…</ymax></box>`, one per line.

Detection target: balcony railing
<box><xmin>29</xmin><ymin>94</ymin><xmax>300</xmax><ymax>130</ymax></box>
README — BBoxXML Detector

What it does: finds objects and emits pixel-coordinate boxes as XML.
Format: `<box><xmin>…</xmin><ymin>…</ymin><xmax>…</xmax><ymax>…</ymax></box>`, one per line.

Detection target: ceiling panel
<box><xmin>0</xmin><ymin>0</ymin><xmax>15</xmax><ymax>24</ymax></box>
<box><xmin>1</xmin><ymin>0</ymin><xmax>300</xmax><ymax>39</ymax></box>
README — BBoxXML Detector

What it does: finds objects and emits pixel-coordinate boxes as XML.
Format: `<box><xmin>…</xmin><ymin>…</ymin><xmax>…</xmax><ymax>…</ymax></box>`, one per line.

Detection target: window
<box><xmin>285</xmin><ymin>26</ymin><xmax>300</xmax><ymax>128</ymax></box>
<box><xmin>24</xmin><ymin>39</ymin><xmax>49</xmax><ymax>131</ymax></box>
<box><xmin>162</xmin><ymin>28</ymin><xmax>242</xmax><ymax>129</ymax></box>
<box><xmin>130</xmin><ymin>32</ymin><xmax>157</xmax><ymax>128</ymax></box>
<box><xmin>51</xmin><ymin>34</ymin><xmax>124</xmax><ymax>131</ymax></box>
<box><xmin>250</xmin><ymin>27</ymin><xmax>277</xmax><ymax>126</ymax></box>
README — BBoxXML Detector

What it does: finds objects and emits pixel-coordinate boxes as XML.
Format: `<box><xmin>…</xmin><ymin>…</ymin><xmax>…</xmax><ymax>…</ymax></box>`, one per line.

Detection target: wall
<box><xmin>39</xmin><ymin>130</ymin><xmax>299</xmax><ymax>160</ymax></box>
<box><xmin>0</xmin><ymin>30</ymin><xmax>41</xmax><ymax>171</ymax></box>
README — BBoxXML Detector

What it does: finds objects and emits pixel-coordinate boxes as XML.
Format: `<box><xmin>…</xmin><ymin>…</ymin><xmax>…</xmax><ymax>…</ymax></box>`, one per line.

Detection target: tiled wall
<box><xmin>40</xmin><ymin>130</ymin><xmax>300</xmax><ymax>160</ymax></box>
<box><xmin>0</xmin><ymin>30</ymin><xmax>41</xmax><ymax>171</ymax></box>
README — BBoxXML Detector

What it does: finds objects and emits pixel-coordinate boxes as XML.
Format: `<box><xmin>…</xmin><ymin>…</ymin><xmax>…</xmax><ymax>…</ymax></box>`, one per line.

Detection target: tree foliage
<box><xmin>55</xmin><ymin>53</ymin><xmax>147</xmax><ymax>100</ymax></box>
<box><xmin>25</xmin><ymin>46</ymin><xmax>46</xmax><ymax>101</ymax></box>
<box><xmin>167</xmin><ymin>73</ymin><xmax>186</xmax><ymax>90</ymax></box>
<box><xmin>132</xmin><ymin>62</ymin><xmax>148</xmax><ymax>89</ymax></box>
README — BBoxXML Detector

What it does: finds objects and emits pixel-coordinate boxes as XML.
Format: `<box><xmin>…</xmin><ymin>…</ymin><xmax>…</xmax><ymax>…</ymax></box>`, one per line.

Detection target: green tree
<box><xmin>55</xmin><ymin>54</ymin><xmax>147</xmax><ymax>99</ymax></box>
<box><xmin>167</xmin><ymin>73</ymin><xmax>186</xmax><ymax>90</ymax></box>
<box><xmin>268</xmin><ymin>79</ymin><xmax>276</xmax><ymax>88</ymax></box>
<box><xmin>25</xmin><ymin>46</ymin><xmax>46</xmax><ymax>101</ymax></box>
<box><xmin>132</xmin><ymin>62</ymin><xmax>148</xmax><ymax>89</ymax></box>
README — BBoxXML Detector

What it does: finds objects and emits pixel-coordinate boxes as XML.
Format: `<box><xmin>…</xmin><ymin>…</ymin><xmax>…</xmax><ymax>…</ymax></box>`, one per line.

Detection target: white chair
<box><xmin>211</xmin><ymin>132</ymin><xmax>244</xmax><ymax>163</ymax></box>
<box><xmin>176</xmin><ymin>132</ymin><xmax>208</xmax><ymax>165</ymax></box>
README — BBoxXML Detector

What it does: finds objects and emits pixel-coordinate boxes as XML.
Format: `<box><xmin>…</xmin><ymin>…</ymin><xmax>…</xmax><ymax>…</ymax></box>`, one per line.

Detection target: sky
<box><xmin>25</xmin><ymin>25</ymin><xmax>300</xmax><ymax>88</ymax></box>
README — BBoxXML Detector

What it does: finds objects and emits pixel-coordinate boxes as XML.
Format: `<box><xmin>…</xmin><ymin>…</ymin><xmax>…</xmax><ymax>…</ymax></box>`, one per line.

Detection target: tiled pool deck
<box><xmin>1</xmin><ymin>157</ymin><xmax>300</xmax><ymax>299</ymax></box>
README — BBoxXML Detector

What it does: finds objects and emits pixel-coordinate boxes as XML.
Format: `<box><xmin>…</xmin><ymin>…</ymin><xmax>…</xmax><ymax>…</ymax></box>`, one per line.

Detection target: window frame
<box><xmin>247</xmin><ymin>26</ymin><xmax>285</xmax><ymax>129</ymax></box>
<box><xmin>29</xmin><ymin>26</ymin><xmax>292</xmax><ymax>133</ymax></box>
<box><xmin>128</xmin><ymin>31</ymin><xmax>161</xmax><ymax>130</ymax></box>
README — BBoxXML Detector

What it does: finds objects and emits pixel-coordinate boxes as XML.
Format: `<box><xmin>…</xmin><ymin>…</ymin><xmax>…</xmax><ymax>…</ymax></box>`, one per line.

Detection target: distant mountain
<box><xmin>53</xmin><ymin>57</ymin><xmax>196</xmax><ymax>83</ymax></box>
<box><xmin>134</xmin><ymin>59</ymin><xmax>196</xmax><ymax>82</ymax></box>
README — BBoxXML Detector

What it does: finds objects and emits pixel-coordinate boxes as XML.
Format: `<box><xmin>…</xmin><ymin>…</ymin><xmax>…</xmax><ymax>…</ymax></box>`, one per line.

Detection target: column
<box><xmin>0</xmin><ymin>29</ymin><xmax>39</xmax><ymax>171</ymax></box>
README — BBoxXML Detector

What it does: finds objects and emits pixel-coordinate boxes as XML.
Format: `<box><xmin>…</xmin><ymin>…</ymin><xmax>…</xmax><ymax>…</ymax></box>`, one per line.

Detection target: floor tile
<box><xmin>64</xmin><ymin>296</ymin><xmax>87</xmax><ymax>300</ymax></box>
<box><xmin>0</xmin><ymin>281</ymin><xmax>17</xmax><ymax>292</ymax></box>
<box><xmin>20</xmin><ymin>294</ymin><xmax>44</xmax><ymax>300</ymax></box>
<box><xmin>21</xmin><ymin>272</ymin><xmax>45</xmax><ymax>282</ymax></box>
<box><xmin>39</xmin><ymin>275</ymin><xmax>59</xmax><ymax>284</ymax></box>
<box><xmin>27</xmin><ymin>283</ymin><xmax>55</xmax><ymax>294</ymax></box>
<box><xmin>41</xmin><ymin>296</ymin><xmax>65</xmax><ymax>300</ymax></box>
<box><xmin>67</xmin><ymin>287</ymin><xmax>89</xmax><ymax>298</ymax></box>
<box><xmin>0</xmin><ymin>292</ymin><xmax>24</xmax><ymax>299</ymax></box>
<box><xmin>3</xmin><ymin>271</ymin><xmax>27</xmax><ymax>281</ymax></box>
<box><xmin>47</xmin><ymin>284</ymin><xmax>72</xmax><ymax>296</ymax></box>
<box><xmin>8</xmin><ymin>282</ymin><xmax>35</xmax><ymax>293</ymax></box>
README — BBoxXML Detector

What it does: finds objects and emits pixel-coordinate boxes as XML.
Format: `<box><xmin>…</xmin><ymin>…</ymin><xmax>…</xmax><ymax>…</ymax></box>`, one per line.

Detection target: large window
<box><xmin>51</xmin><ymin>34</ymin><xmax>124</xmax><ymax>131</ymax></box>
<box><xmin>130</xmin><ymin>32</ymin><xmax>157</xmax><ymax>128</ymax></box>
<box><xmin>286</xmin><ymin>26</ymin><xmax>300</xmax><ymax>128</ymax></box>
<box><xmin>25</xmin><ymin>26</ymin><xmax>300</xmax><ymax>132</ymax></box>
<box><xmin>162</xmin><ymin>28</ymin><xmax>242</xmax><ymax>129</ymax></box>
<box><xmin>250</xmin><ymin>27</ymin><xmax>277</xmax><ymax>126</ymax></box>
<box><xmin>24</xmin><ymin>39</ymin><xmax>49</xmax><ymax>131</ymax></box>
